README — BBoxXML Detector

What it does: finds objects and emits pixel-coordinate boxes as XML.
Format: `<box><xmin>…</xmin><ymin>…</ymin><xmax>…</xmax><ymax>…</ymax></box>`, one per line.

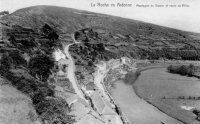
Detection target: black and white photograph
<box><xmin>0</xmin><ymin>0</ymin><xmax>200</xmax><ymax>124</ymax></box>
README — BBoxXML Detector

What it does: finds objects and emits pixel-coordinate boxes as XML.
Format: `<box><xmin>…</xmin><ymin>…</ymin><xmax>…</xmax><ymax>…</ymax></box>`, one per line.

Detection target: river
<box><xmin>110</xmin><ymin>69</ymin><xmax>183</xmax><ymax>124</ymax></box>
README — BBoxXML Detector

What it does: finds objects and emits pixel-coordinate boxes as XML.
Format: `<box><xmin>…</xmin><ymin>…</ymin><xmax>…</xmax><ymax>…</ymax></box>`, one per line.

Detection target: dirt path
<box><xmin>64</xmin><ymin>44</ymin><xmax>85</xmax><ymax>99</ymax></box>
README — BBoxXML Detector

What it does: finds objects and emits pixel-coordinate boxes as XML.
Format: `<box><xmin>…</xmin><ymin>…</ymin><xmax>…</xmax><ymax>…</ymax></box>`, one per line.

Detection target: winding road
<box><xmin>64</xmin><ymin>43</ymin><xmax>85</xmax><ymax>99</ymax></box>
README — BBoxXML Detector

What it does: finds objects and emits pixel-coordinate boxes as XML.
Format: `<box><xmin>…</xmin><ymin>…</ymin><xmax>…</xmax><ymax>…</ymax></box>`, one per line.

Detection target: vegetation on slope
<box><xmin>0</xmin><ymin>23</ymin><xmax>74</xmax><ymax>124</ymax></box>
<box><xmin>2</xmin><ymin>6</ymin><xmax>200</xmax><ymax>84</ymax></box>
<box><xmin>70</xmin><ymin>27</ymin><xmax>200</xmax><ymax>85</ymax></box>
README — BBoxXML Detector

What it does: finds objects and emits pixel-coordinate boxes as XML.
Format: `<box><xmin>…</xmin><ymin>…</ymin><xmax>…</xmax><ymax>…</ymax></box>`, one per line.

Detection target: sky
<box><xmin>0</xmin><ymin>0</ymin><xmax>200</xmax><ymax>33</ymax></box>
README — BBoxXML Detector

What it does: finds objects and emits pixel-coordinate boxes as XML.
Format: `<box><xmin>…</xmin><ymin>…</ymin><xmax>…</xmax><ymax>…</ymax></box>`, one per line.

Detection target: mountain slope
<box><xmin>2</xmin><ymin>5</ymin><xmax>200</xmax><ymax>40</ymax></box>
<box><xmin>2</xmin><ymin>5</ymin><xmax>200</xmax><ymax>85</ymax></box>
<box><xmin>0</xmin><ymin>77</ymin><xmax>39</xmax><ymax>124</ymax></box>
<box><xmin>1</xmin><ymin>5</ymin><xmax>200</xmax><ymax>73</ymax></box>
<box><xmin>2</xmin><ymin>5</ymin><xmax>200</xmax><ymax>62</ymax></box>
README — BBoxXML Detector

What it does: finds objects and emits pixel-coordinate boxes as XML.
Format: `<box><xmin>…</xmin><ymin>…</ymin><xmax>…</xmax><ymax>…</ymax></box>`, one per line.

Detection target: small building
<box><xmin>77</xmin><ymin>114</ymin><xmax>104</xmax><ymax>124</ymax></box>
<box><xmin>58</xmin><ymin>58</ymin><xmax>69</xmax><ymax>66</ymax></box>
<box><xmin>54</xmin><ymin>85</ymin><xmax>67</xmax><ymax>99</ymax></box>
<box><xmin>58</xmin><ymin>58</ymin><xmax>69</xmax><ymax>71</ymax></box>
<box><xmin>56</xmin><ymin>70</ymin><xmax>65</xmax><ymax>76</ymax></box>
<box><xmin>66</xmin><ymin>94</ymin><xmax>79</xmax><ymax>106</ymax></box>
<box><xmin>54</xmin><ymin>75</ymin><xmax>75</xmax><ymax>93</ymax></box>
<box><xmin>54</xmin><ymin>49</ymin><xmax>66</xmax><ymax>61</ymax></box>
<box><xmin>91</xmin><ymin>91</ymin><xmax>117</xmax><ymax>124</ymax></box>
<box><xmin>82</xmin><ymin>82</ymin><xmax>97</xmax><ymax>96</ymax></box>
<box><xmin>96</xmin><ymin>61</ymin><xmax>107</xmax><ymax>71</ymax></box>
<box><xmin>107</xmin><ymin>59</ymin><xmax>121</xmax><ymax>70</ymax></box>
<box><xmin>69</xmin><ymin>97</ymin><xmax>104</xmax><ymax>124</ymax></box>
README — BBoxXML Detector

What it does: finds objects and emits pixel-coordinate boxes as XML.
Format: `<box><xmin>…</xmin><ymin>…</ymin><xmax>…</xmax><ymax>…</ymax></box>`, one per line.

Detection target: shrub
<box><xmin>167</xmin><ymin>64</ymin><xmax>196</xmax><ymax>77</ymax></box>
<box><xmin>29</xmin><ymin>54</ymin><xmax>54</xmax><ymax>82</ymax></box>
<box><xmin>35</xmin><ymin>98</ymin><xmax>74</xmax><ymax>124</ymax></box>
<box><xmin>193</xmin><ymin>109</ymin><xmax>200</xmax><ymax>116</ymax></box>
<box><xmin>0</xmin><ymin>53</ymin><xmax>12</xmax><ymax>75</ymax></box>
<box><xmin>9</xmin><ymin>50</ymin><xmax>27</xmax><ymax>67</ymax></box>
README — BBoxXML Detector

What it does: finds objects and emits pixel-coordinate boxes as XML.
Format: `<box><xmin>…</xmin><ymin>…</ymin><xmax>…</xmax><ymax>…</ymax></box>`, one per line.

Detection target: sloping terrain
<box><xmin>1</xmin><ymin>5</ymin><xmax>200</xmax><ymax>65</ymax></box>
<box><xmin>0</xmin><ymin>6</ymin><xmax>75</xmax><ymax>124</ymax></box>
<box><xmin>2</xmin><ymin>5</ymin><xmax>200</xmax><ymax>40</ymax></box>
<box><xmin>0</xmin><ymin>77</ymin><xmax>39</xmax><ymax>124</ymax></box>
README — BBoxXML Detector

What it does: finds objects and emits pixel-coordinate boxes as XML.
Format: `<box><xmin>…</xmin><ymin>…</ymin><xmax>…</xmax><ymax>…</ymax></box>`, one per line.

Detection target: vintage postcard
<box><xmin>0</xmin><ymin>0</ymin><xmax>200</xmax><ymax>124</ymax></box>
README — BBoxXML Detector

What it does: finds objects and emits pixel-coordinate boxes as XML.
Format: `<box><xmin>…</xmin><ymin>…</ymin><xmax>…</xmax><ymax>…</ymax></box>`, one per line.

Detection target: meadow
<box><xmin>133</xmin><ymin>67</ymin><xmax>200</xmax><ymax>123</ymax></box>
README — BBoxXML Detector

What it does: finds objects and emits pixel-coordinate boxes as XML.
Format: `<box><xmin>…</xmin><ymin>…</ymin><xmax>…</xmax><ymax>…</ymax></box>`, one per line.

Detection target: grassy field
<box><xmin>134</xmin><ymin>68</ymin><xmax>200</xmax><ymax>99</ymax></box>
<box><xmin>0</xmin><ymin>77</ymin><xmax>38</xmax><ymax>124</ymax></box>
<box><xmin>133</xmin><ymin>67</ymin><xmax>200</xmax><ymax>124</ymax></box>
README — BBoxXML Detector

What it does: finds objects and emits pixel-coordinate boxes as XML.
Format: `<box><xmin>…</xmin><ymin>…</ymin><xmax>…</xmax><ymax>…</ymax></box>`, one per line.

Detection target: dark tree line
<box><xmin>167</xmin><ymin>64</ymin><xmax>196</xmax><ymax>77</ymax></box>
<box><xmin>138</xmin><ymin>48</ymin><xmax>200</xmax><ymax>60</ymax></box>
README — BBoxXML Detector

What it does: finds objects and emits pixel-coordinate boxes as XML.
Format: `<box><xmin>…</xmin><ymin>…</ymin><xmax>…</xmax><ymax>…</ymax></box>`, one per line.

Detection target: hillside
<box><xmin>2</xmin><ymin>5</ymin><xmax>200</xmax><ymax>40</ymax></box>
<box><xmin>1</xmin><ymin>6</ymin><xmax>200</xmax><ymax>61</ymax></box>
<box><xmin>2</xmin><ymin>5</ymin><xmax>200</xmax><ymax>63</ymax></box>
<box><xmin>0</xmin><ymin>77</ymin><xmax>39</xmax><ymax>124</ymax></box>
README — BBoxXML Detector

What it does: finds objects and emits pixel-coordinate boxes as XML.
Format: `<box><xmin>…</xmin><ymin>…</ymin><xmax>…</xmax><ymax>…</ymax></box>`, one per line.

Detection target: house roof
<box><xmin>91</xmin><ymin>91</ymin><xmax>115</xmax><ymax>115</ymax></box>
<box><xmin>77</xmin><ymin>114</ymin><xmax>104</xmax><ymax>124</ymax></box>
<box><xmin>101</xmin><ymin>106</ymin><xmax>116</xmax><ymax>115</ymax></box>
<box><xmin>77</xmin><ymin>98</ymin><xmax>89</xmax><ymax>107</ymax></box>
<box><xmin>86</xmin><ymin>82</ymin><xmax>96</xmax><ymax>91</ymax></box>
<box><xmin>91</xmin><ymin>91</ymin><xmax>105</xmax><ymax>114</ymax></box>
<box><xmin>58</xmin><ymin>58</ymin><xmax>69</xmax><ymax>65</ymax></box>
<box><xmin>57</xmin><ymin>70</ymin><xmax>65</xmax><ymax>76</ymax></box>
<box><xmin>70</xmin><ymin>101</ymin><xmax>90</xmax><ymax>119</ymax></box>
<box><xmin>66</xmin><ymin>94</ymin><xmax>79</xmax><ymax>105</ymax></box>
<box><xmin>54</xmin><ymin>86</ymin><xmax>65</xmax><ymax>92</ymax></box>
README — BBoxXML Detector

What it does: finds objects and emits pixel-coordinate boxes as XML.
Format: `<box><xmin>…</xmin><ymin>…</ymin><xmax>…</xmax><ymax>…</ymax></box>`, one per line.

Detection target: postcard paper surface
<box><xmin>0</xmin><ymin>0</ymin><xmax>200</xmax><ymax>124</ymax></box>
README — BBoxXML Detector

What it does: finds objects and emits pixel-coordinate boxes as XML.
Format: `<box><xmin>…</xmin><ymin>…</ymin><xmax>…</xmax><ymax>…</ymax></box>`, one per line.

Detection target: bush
<box><xmin>167</xmin><ymin>64</ymin><xmax>196</xmax><ymax>77</ymax></box>
<box><xmin>0</xmin><ymin>53</ymin><xmax>12</xmax><ymax>75</ymax></box>
<box><xmin>0</xmin><ymin>11</ymin><xmax>9</xmax><ymax>15</ymax></box>
<box><xmin>193</xmin><ymin>109</ymin><xmax>200</xmax><ymax>116</ymax></box>
<box><xmin>35</xmin><ymin>98</ymin><xmax>74</xmax><ymax>124</ymax></box>
<box><xmin>29</xmin><ymin>54</ymin><xmax>54</xmax><ymax>82</ymax></box>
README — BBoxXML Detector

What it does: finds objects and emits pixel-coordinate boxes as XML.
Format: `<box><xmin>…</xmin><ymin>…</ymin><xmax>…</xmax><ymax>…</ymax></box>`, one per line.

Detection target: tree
<box><xmin>0</xmin><ymin>11</ymin><xmax>9</xmax><ymax>15</ymax></box>
<box><xmin>29</xmin><ymin>54</ymin><xmax>54</xmax><ymax>82</ymax></box>
<box><xmin>35</xmin><ymin>98</ymin><xmax>75</xmax><ymax>124</ymax></box>
<box><xmin>0</xmin><ymin>53</ymin><xmax>12</xmax><ymax>75</ymax></box>
<box><xmin>9</xmin><ymin>50</ymin><xmax>27</xmax><ymax>67</ymax></box>
<box><xmin>42</xmin><ymin>24</ymin><xmax>59</xmax><ymax>48</ymax></box>
<box><xmin>187</xmin><ymin>64</ymin><xmax>195</xmax><ymax>76</ymax></box>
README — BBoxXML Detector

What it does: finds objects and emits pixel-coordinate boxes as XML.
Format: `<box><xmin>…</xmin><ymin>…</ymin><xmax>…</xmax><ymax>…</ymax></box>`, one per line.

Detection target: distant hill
<box><xmin>1</xmin><ymin>5</ymin><xmax>200</xmax><ymax>40</ymax></box>
<box><xmin>1</xmin><ymin>5</ymin><xmax>200</xmax><ymax>66</ymax></box>
<box><xmin>1</xmin><ymin>5</ymin><xmax>200</xmax><ymax>62</ymax></box>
